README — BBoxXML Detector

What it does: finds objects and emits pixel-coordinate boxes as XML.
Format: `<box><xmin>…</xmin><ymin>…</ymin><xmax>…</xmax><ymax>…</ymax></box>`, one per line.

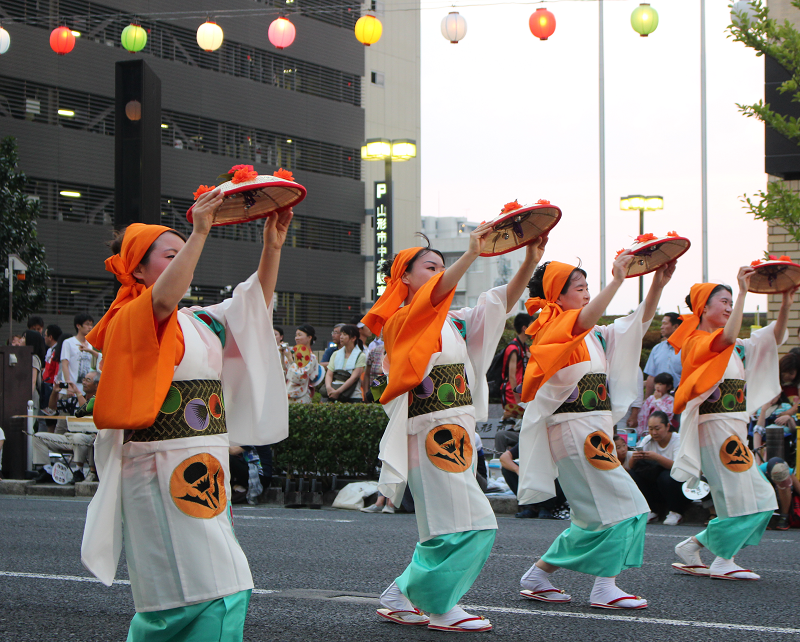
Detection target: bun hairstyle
<box><xmin>339</xmin><ymin>324</ymin><xmax>364</xmax><ymax>351</ymax></box>
<box><xmin>649</xmin><ymin>410</ymin><xmax>670</xmax><ymax>427</ymax></box>
<box><xmin>296</xmin><ymin>323</ymin><xmax>316</xmax><ymax>345</ymax></box>
<box><xmin>379</xmin><ymin>233</ymin><xmax>445</xmax><ymax>281</ymax></box>
<box><xmin>684</xmin><ymin>284</ymin><xmax>732</xmax><ymax>314</ymax></box>
<box><xmin>108</xmin><ymin>226</ymin><xmax>187</xmax><ymax>265</ymax></box>
<box><xmin>527</xmin><ymin>261</ymin><xmax>587</xmax><ymax>299</ymax></box>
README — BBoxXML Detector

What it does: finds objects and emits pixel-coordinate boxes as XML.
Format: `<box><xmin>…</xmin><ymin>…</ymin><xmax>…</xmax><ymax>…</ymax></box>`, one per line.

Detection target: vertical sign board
<box><xmin>374</xmin><ymin>181</ymin><xmax>391</xmax><ymax>299</ymax></box>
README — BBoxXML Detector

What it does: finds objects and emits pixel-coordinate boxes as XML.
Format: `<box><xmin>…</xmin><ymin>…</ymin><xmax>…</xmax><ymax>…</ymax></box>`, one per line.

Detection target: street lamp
<box><xmin>361</xmin><ymin>138</ymin><xmax>417</xmax><ymax>298</ymax></box>
<box><xmin>620</xmin><ymin>194</ymin><xmax>663</xmax><ymax>302</ymax></box>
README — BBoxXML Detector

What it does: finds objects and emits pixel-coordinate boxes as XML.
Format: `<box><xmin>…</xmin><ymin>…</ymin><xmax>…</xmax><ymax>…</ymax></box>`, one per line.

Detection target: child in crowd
<box><xmin>637</xmin><ymin>372</ymin><xmax>674</xmax><ymax>437</ymax></box>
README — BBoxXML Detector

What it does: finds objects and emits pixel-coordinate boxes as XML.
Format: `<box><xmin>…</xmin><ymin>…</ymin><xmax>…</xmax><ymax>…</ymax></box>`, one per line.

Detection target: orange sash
<box><xmin>670</xmin><ymin>283</ymin><xmax>733</xmax><ymax>414</ymax></box>
<box><xmin>87</xmin><ymin>224</ymin><xmax>185</xmax><ymax>430</ymax></box>
<box><xmin>521</xmin><ymin>262</ymin><xmax>591</xmax><ymax>402</ymax></box>
<box><xmin>362</xmin><ymin>248</ymin><xmax>455</xmax><ymax>404</ymax></box>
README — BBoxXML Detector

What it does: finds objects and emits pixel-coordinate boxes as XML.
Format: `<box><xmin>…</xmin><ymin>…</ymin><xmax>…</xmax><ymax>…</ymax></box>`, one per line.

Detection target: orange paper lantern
<box><xmin>529</xmin><ymin>8</ymin><xmax>556</xmax><ymax>41</ymax></box>
<box><xmin>50</xmin><ymin>26</ymin><xmax>76</xmax><ymax>55</ymax></box>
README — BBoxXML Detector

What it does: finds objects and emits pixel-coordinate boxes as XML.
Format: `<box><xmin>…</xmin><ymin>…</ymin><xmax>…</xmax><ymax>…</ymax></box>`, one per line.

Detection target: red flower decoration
<box><xmin>501</xmin><ymin>200</ymin><xmax>522</xmax><ymax>214</ymax></box>
<box><xmin>779</xmin><ymin>255</ymin><xmax>792</xmax><ymax>262</ymax></box>
<box><xmin>230</xmin><ymin>164</ymin><xmax>258</xmax><ymax>184</ymax></box>
<box><xmin>536</xmin><ymin>199</ymin><xmax>551</xmax><ymax>205</ymax></box>
<box><xmin>193</xmin><ymin>185</ymin><xmax>215</xmax><ymax>200</ymax></box>
<box><xmin>273</xmin><ymin>168</ymin><xmax>295</xmax><ymax>182</ymax></box>
<box><xmin>615</xmin><ymin>248</ymin><xmax>627</xmax><ymax>258</ymax></box>
<box><xmin>769</xmin><ymin>254</ymin><xmax>778</xmax><ymax>260</ymax></box>
<box><xmin>666</xmin><ymin>230</ymin><xmax>679</xmax><ymax>237</ymax></box>
<box><xmin>751</xmin><ymin>259</ymin><xmax>763</xmax><ymax>267</ymax></box>
<box><xmin>635</xmin><ymin>233</ymin><xmax>657</xmax><ymax>243</ymax></box>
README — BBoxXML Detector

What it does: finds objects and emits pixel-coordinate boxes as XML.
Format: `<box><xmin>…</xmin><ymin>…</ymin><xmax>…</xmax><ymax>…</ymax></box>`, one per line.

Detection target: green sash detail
<box><xmin>699</xmin><ymin>379</ymin><xmax>746</xmax><ymax>415</ymax></box>
<box><xmin>554</xmin><ymin>372</ymin><xmax>611</xmax><ymax>415</ymax></box>
<box><xmin>408</xmin><ymin>363</ymin><xmax>472</xmax><ymax>418</ymax></box>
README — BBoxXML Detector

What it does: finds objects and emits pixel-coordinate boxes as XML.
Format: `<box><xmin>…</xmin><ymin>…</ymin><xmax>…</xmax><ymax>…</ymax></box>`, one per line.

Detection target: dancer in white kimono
<box><xmin>669</xmin><ymin>270</ymin><xmax>794</xmax><ymax>580</ymax></box>
<box><xmin>81</xmin><ymin>187</ymin><xmax>290</xmax><ymax>641</ymax></box>
<box><xmin>516</xmin><ymin>252</ymin><xmax>675</xmax><ymax>609</ymax></box>
<box><xmin>361</xmin><ymin>230</ymin><xmax>546</xmax><ymax>632</ymax></box>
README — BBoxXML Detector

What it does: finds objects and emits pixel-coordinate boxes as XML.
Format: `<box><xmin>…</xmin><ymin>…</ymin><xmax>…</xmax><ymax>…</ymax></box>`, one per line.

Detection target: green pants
<box><xmin>696</xmin><ymin>510</ymin><xmax>772</xmax><ymax>559</ymax></box>
<box><xmin>542</xmin><ymin>513</ymin><xmax>647</xmax><ymax>577</ymax></box>
<box><xmin>127</xmin><ymin>590</ymin><xmax>251</xmax><ymax>642</ymax></box>
<box><xmin>395</xmin><ymin>529</ymin><xmax>495</xmax><ymax>614</ymax></box>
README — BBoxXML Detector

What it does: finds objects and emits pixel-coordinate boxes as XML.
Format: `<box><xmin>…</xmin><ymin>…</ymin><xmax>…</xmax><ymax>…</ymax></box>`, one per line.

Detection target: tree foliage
<box><xmin>729</xmin><ymin>0</ymin><xmax>800</xmax><ymax>240</ymax></box>
<box><xmin>0</xmin><ymin>136</ymin><xmax>49</xmax><ymax>323</ymax></box>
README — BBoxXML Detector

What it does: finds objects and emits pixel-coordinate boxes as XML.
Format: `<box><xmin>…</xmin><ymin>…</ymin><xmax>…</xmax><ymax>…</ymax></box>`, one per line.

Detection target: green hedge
<box><xmin>272</xmin><ymin>403</ymin><xmax>389</xmax><ymax>478</ymax></box>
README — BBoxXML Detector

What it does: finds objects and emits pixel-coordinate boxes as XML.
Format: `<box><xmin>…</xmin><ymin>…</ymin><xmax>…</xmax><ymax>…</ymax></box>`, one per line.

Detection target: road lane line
<box><xmin>235</xmin><ymin>516</ymin><xmax>353</xmax><ymax>523</ymax></box>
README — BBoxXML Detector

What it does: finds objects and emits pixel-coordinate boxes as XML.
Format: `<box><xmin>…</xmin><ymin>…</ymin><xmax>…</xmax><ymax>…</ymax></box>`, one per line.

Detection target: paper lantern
<box><xmin>125</xmin><ymin>100</ymin><xmax>142</xmax><ymax>121</ymax></box>
<box><xmin>731</xmin><ymin>0</ymin><xmax>758</xmax><ymax>25</ymax></box>
<box><xmin>268</xmin><ymin>17</ymin><xmax>296</xmax><ymax>50</ymax></box>
<box><xmin>355</xmin><ymin>15</ymin><xmax>382</xmax><ymax>46</ymax></box>
<box><xmin>121</xmin><ymin>23</ymin><xmax>147</xmax><ymax>53</ymax></box>
<box><xmin>631</xmin><ymin>3</ymin><xmax>659</xmax><ymax>37</ymax></box>
<box><xmin>0</xmin><ymin>26</ymin><xmax>10</xmax><ymax>55</ymax></box>
<box><xmin>441</xmin><ymin>12</ymin><xmax>467</xmax><ymax>44</ymax></box>
<box><xmin>529</xmin><ymin>8</ymin><xmax>556</xmax><ymax>41</ymax></box>
<box><xmin>50</xmin><ymin>26</ymin><xmax>76</xmax><ymax>55</ymax></box>
<box><xmin>196</xmin><ymin>20</ymin><xmax>224</xmax><ymax>52</ymax></box>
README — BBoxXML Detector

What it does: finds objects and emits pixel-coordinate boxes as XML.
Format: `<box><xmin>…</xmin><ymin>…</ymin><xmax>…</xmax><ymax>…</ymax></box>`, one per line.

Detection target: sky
<box><xmin>419</xmin><ymin>0</ymin><xmax>771</xmax><ymax>315</ymax></box>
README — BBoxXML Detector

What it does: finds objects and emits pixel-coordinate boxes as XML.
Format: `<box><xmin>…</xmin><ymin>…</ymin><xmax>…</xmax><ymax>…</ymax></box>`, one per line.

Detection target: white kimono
<box><xmin>518</xmin><ymin>304</ymin><xmax>651</xmax><ymax>529</ymax></box>
<box><xmin>671</xmin><ymin>323</ymin><xmax>784</xmax><ymax>518</ymax></box>
<box><xmin>81</xmin><ymin>273</ymin><xmax>288</xmax><ymax>611</ymax></box>
<box><xmin>378</xmin><ymin>285</ymin><xmax>508</xmax><ymax>542</ymax></box>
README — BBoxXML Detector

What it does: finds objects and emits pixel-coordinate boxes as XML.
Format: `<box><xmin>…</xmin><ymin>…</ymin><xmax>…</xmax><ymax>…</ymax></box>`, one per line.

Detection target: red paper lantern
<box><xmin>268</xmin><ymin>17</ymin><xmax>296</xmax><ymax>50</ymax></box>
<box><xmin>50</xmin><ymin>26</ymin><xmax>76</xmax><ymax>55</ymax></box>
<box><xmin>529</xmin><ymin>8</ymin><xmax>556</xmax><ymax>41</ymax></box>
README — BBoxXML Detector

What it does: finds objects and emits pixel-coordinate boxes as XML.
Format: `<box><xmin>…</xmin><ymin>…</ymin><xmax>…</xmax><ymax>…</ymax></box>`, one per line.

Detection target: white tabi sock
<box><xmin>429</xmin><ymin>605</ymin><xmax>491</xmax><ymax>630</ymax></box>
<box><xmin>709</xmin><ymin>557</ymin><xmax>760</xmax><ymax>580</ymax></box>
<box><xmin>380</xmin><ymin>582</ymin><xmax>417</xmax><ymax>612</ymax></box>
<box><xmin>520</xmin><ymin>564</ymin><xmax>570</xmax><ymax>599</ymax></box>
<box><xmin>590</xmin><ymin>576</ymin><xmax>647</xmax><ymax>608</ymax></box>
<box><xmin>675</xmin><ymin>537</ymin><xmax>705</xmax><ymax>567</ymax></box>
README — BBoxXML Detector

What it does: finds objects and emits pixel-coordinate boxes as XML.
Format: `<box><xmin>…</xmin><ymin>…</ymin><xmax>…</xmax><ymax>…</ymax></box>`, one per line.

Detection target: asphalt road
<box><xmin>1</xmin><ymin>496</ymin><xmax>799</xmax><ymax>642</ymax></box>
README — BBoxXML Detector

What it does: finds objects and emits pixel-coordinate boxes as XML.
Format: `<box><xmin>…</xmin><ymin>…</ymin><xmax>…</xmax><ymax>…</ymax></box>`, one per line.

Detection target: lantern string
<box><xmin>2</xmin><ymin>0</ymin><xmax>628</xmax><ymax>27</ymax></box>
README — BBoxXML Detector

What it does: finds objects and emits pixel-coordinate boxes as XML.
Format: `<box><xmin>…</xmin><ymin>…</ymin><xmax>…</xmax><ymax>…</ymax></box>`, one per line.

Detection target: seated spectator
<box><xmin>321</xmin><ymin>323</ymin><xmax>344</xmax><ymax>368</ymax></box>
<box><xmin>33</xmin><ymin>370</ymin><xmax>100</xmax><ymax>483</ymax></box>
<box><xmin>779</xmin><ymin>352</ymin><xmax>799</xmax><ymax>401</ymax></box>
<box><xmin>761</xmin><ymin>457</ymin><xmax>799</xmax><ymax>530</ymax></box>
<box><xmin>499</xmin><ymin>444</ymin><xmax>567</xmax><ymax>519</ymax></box>
<box><xmin>324</xmin><ymin>324</ymin><xmax>365</xmax><ymax>403</ymax></box>
<box><xmin>628</xmin><ymin>410</ymin><xmax>689</xmax><ymax>525</ymax></box>
<box><xmin>751</xmin><ymin>392</ymin><xmax>798</xmax><ymax>465</ymax></box>
<box><xmin>613</xmin><ymin>434</ymin><xmax>633</xmax><ymax>471</ymax></box>
<box><xmin>637</xmin><ymin>372</ymin><xmax>674</xmax><ymax>437</ymax></box>
<box><xmin>229</xmin><ymin>446</ymin><xmax>264</xmax><ymax>504</ymax></box>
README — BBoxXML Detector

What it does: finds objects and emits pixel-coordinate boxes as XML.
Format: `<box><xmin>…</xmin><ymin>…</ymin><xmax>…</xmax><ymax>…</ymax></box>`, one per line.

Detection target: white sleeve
<box><xmin>742</xmin><ymin>321</ymin><xmax>786</xmax><ymax>414</ymax></box>
<box><xmin>200</xmin><ymin>272</ymin><xmax>289</xmax><ymax>446</ymax></box>
<box><xmin>449</xmin><ymin>285</ymin><xmax>508</xmax><ymax>422</ymax></box>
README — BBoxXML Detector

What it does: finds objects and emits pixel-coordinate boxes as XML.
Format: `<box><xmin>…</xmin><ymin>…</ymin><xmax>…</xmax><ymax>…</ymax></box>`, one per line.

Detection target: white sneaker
<box><xmin>360</xmin><ymin>504</ymin><xmax>382</xmax><ymax>513</ymax></box>
<box><xmin>663</xmin><ymin>511</ymin><xmax>682</xmax><ymax>526</ymax></box>
<box><xmin>382</xmin><ymin>505</ymin><xmax>395</xmax><ymax>514</ymax></box>
<box><xmin>647</xmin><ymin>511</ymin><xmax>659</xmax><ymax>523</ymax></box>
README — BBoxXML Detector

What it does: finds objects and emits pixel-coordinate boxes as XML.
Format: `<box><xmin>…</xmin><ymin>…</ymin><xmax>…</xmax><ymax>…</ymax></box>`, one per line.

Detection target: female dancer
<box><xmin>80</xmin><ymin>188</ymin><xmax>290</xmax><ymax>641</ymax></box>
<box><xmin>517</xmin><ymin>252</ymin><xmax>675</xmax><ymax>609</ymax></box>
<box><xmin>362</xmin><ymin>227</ymin><xmax>546</xmax><ymax>632</ymax></box>
<box><xmin>669</xmin><ymin>268</ymin><xmax>794</xmax><ymax>579</ymax></box>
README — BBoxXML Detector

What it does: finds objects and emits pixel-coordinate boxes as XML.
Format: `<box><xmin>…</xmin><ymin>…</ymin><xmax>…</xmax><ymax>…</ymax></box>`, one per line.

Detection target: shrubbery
<box><xmin>272</xmin><ymin>403</ymin><xmax>388</xmax><ymax>478</ymax></box>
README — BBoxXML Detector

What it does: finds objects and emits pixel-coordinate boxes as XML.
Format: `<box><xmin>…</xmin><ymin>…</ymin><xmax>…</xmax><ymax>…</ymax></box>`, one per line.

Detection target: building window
<box><xmin>371</xmin><ymin>71</ymin><xmax>385</xmax><ymax>87</ymax></box>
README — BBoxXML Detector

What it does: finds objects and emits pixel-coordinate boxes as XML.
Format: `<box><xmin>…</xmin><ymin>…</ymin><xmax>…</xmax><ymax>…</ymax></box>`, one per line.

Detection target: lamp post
<box><xmin>620</xmin><ymin>195</ymin><xmax>663</xmax><ymax>302</ymax></box>
<box><xmin>361</xmin><ymin>138</ymin><xmax>417</xmax><ymax>299</ymax></box>
<box><xmin>6</xmin><ymin>253</ymin><xmax>28</xmax><ymax>343</ymax></box>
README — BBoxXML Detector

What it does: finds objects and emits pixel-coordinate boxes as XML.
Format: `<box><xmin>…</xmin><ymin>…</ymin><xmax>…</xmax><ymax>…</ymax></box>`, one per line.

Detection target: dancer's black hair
<box><xmin>527</xmin><ymin>261</ymin><xmax>587</xmax><ymax>299</ymax></box>
<box><xmin>379</xmin><ymin>233</ymin><xmax>445</xmax><ymax>280</ymax></box>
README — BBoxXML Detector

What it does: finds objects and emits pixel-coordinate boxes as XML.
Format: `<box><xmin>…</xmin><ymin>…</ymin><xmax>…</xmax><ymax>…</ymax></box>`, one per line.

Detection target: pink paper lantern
<box><xmin>268</xmin><ymin>17</ymin><xmax>296</xmax><ymax>50</ymax></box>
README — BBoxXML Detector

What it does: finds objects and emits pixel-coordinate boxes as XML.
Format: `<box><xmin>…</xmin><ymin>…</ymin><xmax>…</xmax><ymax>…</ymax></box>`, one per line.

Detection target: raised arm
<box><xmin>574</xmin><ymin>251</ymin><xmax>635</xmax><ymax>334</ymax></box>
<box><xmin>709</xmin><ymin>266</ymin><xmax>751</xmax><ymax>353</ymax></box>
<box><xmin>258</xmin><ymin>208</ymin><xmax>293</xmax><ymax>304</ymax></box>
<box><xmin>430</xmin><ymin>221</ymin><xmax>495</xmax><ymax>306</ymax></box>
<box><xmin>504</xmin><ymin>235</ymin><xmax>548</xmax><ymax>313</ymax></box>
<box><xmin>643</xmin><ymin>260</ymin><xmax>677</xmax><ymax>323</ymax></box>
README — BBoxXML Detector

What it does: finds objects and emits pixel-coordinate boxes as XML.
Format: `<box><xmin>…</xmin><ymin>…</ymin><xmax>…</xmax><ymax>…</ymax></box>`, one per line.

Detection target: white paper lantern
<box><xmin>0</xmin><ymin>27</ymin><xmax>10</xmax><ymax>55</ymax></box>
<box><xmin>197</xmin><ymin>20</ymin><xmax>224</xmax><ymax>52</ymax></box>
<box><xmin>731</xmin><ymin>0</ymin><xmax>758</xmax><ymax>26</ymax></box>
<box><xmin>440</xmin><ymin>12</ymin><xmax>467</xmax><ymax>44</ymax></box>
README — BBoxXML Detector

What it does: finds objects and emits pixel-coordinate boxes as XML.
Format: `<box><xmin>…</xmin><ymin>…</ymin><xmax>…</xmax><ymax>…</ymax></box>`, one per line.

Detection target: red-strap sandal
<box><xmin>428</xmin><ymin>616</ymin><xmax>493</xmax><ymax>632</ymax></box>
<box><xmin>590</xmin><ymin>595</ymin><xmax>648</xmax><ymax>610</ymax></box>
<box><xmin>672</xmin><ymin>563</ymin><xmax>710</xmax><ymax>577</ymax></box>
<box><xmin>710</xmin><ymin>568</ymin><xmax>760</xmax><ymax>580</ymax></box>
<box><xmin>520</xmin><ymin>588</ymin><xmax>572</xmax><ymax>603</ymax></box>
<box><xmin>376</xmin><ymin>607</ymin><xmax>430</xmax><ymax>625</ymax></box>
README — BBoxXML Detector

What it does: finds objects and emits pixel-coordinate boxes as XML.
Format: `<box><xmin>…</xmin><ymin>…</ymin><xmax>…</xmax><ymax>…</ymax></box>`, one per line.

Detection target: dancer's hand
<box><xmin>529</xmin><ymin>233</ymin><xmax>548</xmax><ymax>265</ymax></box>
<box><xmin>652</xmin><ymin>260</ymin><xmax>677</xmax><ymax>290</ymax></box>
<box><xmin>611</xmin><ymin>250</ymin><xmax>635</xmax><ymax>284</ymax></box>
<box><xmin>191</xmin><ymin>187</ymin><xmax>224</xmax><ymax>236</ymax></box>
<box><xmin>264</xmin><ymin>208</ymin><xmax>293</xmax><ymax>251</ymax></box>
<box><xmin>736</xmin><ymin>265</ymin><xmax>755</xmax><ymax>294</ymax></box>
<box><xmin>467</xmin><ymin>221</ymin><xmax>496</xmax><ymax>257</ymax></box>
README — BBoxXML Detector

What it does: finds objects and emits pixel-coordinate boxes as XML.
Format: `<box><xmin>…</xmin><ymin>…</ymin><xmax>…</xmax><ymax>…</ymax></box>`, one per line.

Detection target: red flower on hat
<box><xmin>751</xmin><ymin>259</ymin><xmax>763</xmax><ymax>267</ymax></box>
<box><xmin>536</xmin><ymin>199</ymin><xmax>551</xmax><ymax>205</ymax></box>
<box><xmin>193</xmin><ymin>185</ymin><xmax>215</xmax><ymax>200</ymax></box>
<box><xmin>230</xmin><ymin>164</ymin><xmax>258</xmax><ymax>184</ymax></box>
<box><xmin>635</xmin><ymin>233</ymin><xmax>657</xmax><ymax>243</ymax></box>
<box><xmin>666</xmin><ymin>230</ymin><xmax>679</xmax><ymax>237</ymax></box>
<box><xmin>615</xmin><ymin>248</ymin><xmax>627</xmax><ymax>258</ymax></box>
<box><xmin>273</xmin><ymin>168</ymin><xmax>295</xmax><ymax>182</ymax></box>
<box><xmin>779</xmin><ymin>255</ymin><xmax>792</xmax><ymax>262</ymax></box>
<box><xmin>501</xmin><ymin>200</ymin><xmax>522</xmax><ymax>214</ymax></box>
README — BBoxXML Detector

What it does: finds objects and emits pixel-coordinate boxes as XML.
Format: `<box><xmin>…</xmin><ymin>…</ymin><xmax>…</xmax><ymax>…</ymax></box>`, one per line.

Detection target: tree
<box><xmin>0</xmin><ymin>136</ymin><xmax>49</xmax><ymax>325</ymax></box>
<box><xmin>729</xmin><ymin>0</ymin><xmax>800</xmax><ymax>240</ymax></box>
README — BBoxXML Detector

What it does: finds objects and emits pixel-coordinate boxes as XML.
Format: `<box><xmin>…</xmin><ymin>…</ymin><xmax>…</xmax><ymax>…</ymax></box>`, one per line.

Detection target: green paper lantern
<box><xmin>121</xmin><ymin>23</ymin><xmax>147</xmax><ymax>53</ymax></box>
<box><xmin>631</xmin><ymin>3</ymin><xmax>659</xmax><ymax>37</ymax></box>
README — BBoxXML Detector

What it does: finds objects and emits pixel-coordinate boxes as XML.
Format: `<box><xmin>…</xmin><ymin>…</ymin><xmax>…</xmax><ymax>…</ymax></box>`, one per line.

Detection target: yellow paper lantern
<box><xmin>196</xmin><ymin>20</ymin><xmax>224</xmax><ymax>52</ymax></box>
<box><xmin>355</xmin><ymin>15</ymin><xmax>382</xmax><ymax>46</ymax></box>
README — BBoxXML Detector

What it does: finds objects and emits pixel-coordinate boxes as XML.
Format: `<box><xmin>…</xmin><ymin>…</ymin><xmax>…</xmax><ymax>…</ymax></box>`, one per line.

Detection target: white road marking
<box><xmin>235</xmin><ymin>516</ymin><xmax>353</xmax><ymax>523</ymax></box>
<box><xmin>0</xmin><ymin>571</ymin><xmax>130</xmax><ymax>585</ymax></box>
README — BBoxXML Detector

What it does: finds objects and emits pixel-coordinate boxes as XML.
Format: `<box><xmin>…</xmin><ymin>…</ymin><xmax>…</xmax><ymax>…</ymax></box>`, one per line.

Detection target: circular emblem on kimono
<box><xmin>170</xmin><ymin>453</ymin><xmax>227</xmax><ymax>519</ymax></box>
<box><xmin>453</xmin><ymin>374</ymin><xmax>467</xmax><ymax>395</ymax></box>
<box><xmin>583</xmin><ymin>431</ymin><xmax>620</xmax><ymax>471</ymax></box>
<box><xmin>185</xmin><ymin>398</ymin><xmax>211</xmax><ymax>431</ymax></box>
<box><xmin>208</xmin><ymin>393</ymin><xmax>223</xmax><ymax>419</ymax></box>
<box><xmin>719</xmin><ymin>435</ymin><xmax>753</xmax><ymax>473</ymax></box>
<box><xmin>425</xmin><ymin>424</ymin><xmax>473</xmax><ymax>473</ymax></box>
<box><xmin>414</xmin><ymin>376</ymin><xmax>434</xmax><ymax>399</ymax></box>
<box><xmin>581</xmin><ymin>390</ymin><xmax>599</xmax><ymax>410</ymax></box>
<box><xmin>437</xmin><ymin>384</ymin><xmax>457</xmax><ymax>406</ymax></box>
<box><xmin>596</xmin><ymin>382</ymin><xmax>608</xmax><ymax>402</ymax></box>
<box><xmin>160</xmin><ymin>385</ymin><xmax>182</xmax><ymax>415</ymax></box>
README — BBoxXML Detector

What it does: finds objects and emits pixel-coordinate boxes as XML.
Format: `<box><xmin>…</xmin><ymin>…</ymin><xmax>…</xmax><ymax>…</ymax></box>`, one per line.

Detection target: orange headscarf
<box><xmin>671</xmin><ymin>283</ymin><xmax>734</xmax><ymax>414</ymax></box>
<box><xmin>521</xmin><ymin>261</ymin><xmax>591</xmax><ymax>402</ymax></box>
<box><xmin>87</xmin><ymin>223</ymin><xmax>185</xmax><ymax>430</ymax></box>
<box><xmin>361</xmin><ymin>247</ymin><xmax>455</xmax><ymax>404</ymax></box>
